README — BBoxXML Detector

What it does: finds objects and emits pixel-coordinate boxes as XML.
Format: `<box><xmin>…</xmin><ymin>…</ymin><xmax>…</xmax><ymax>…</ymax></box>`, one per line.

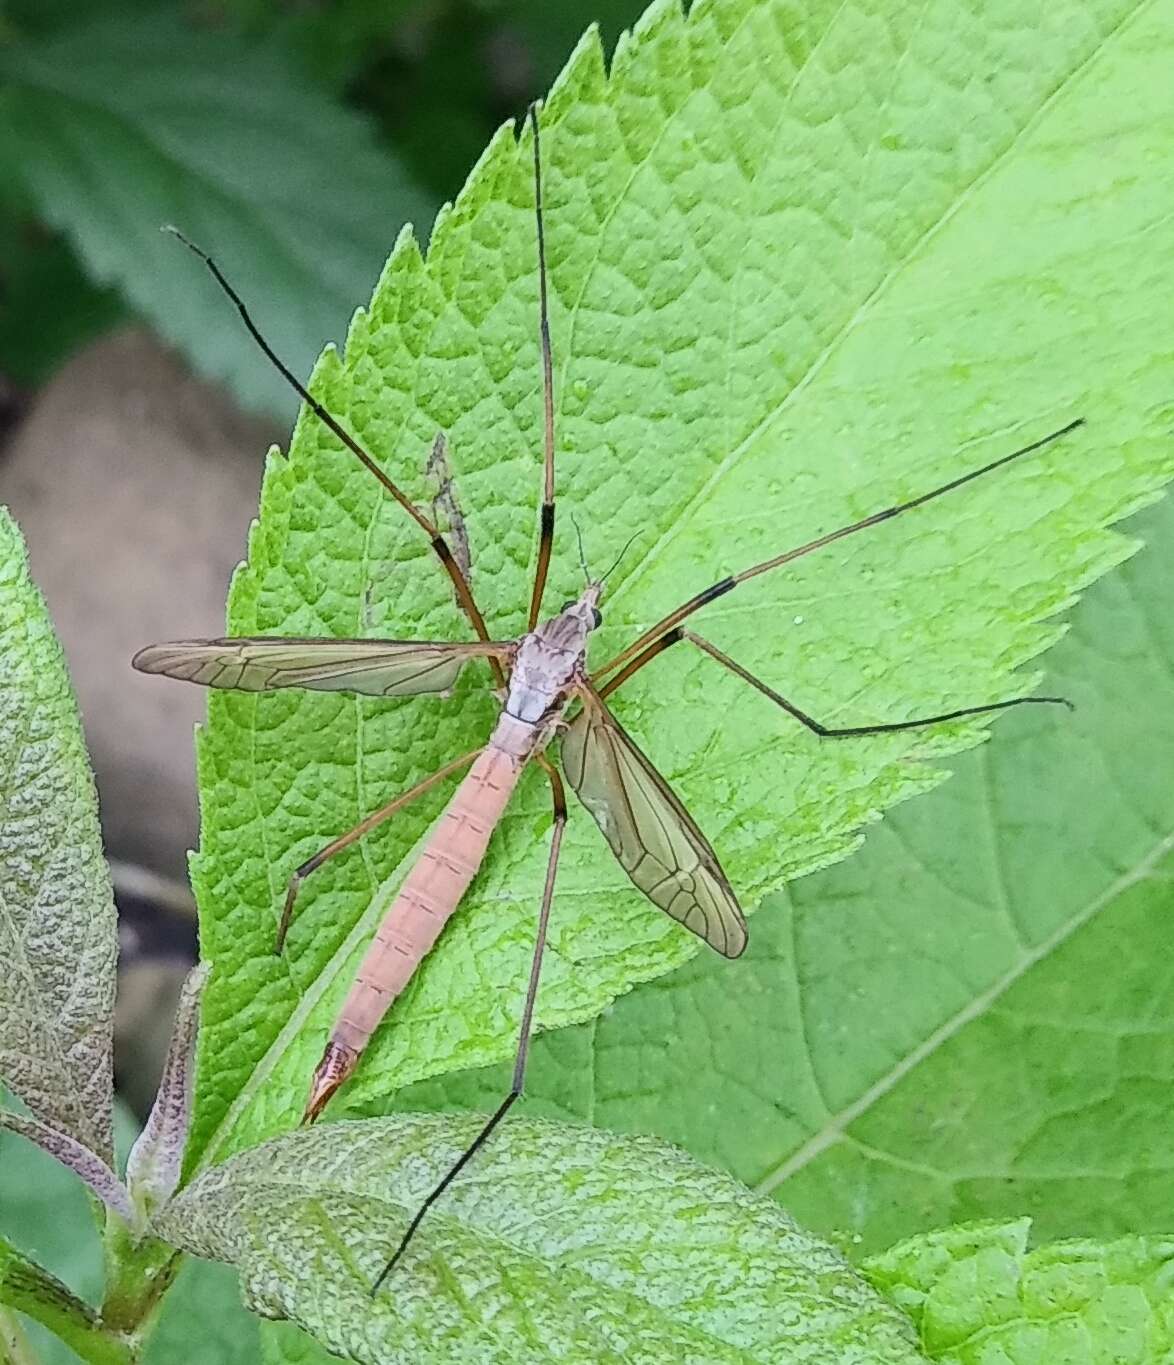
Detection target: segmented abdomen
<box><xmin>330</xmin><ymin>743</ymin><xmax>526</xmax><ymax>1054</ymax></box>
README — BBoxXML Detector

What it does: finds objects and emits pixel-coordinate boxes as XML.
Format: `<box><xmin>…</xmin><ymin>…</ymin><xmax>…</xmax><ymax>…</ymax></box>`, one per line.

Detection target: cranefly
<box><xmin>135</xmin><ymin>104</ymin><xmax>1081</xmax><ymax>1286</ymax></box>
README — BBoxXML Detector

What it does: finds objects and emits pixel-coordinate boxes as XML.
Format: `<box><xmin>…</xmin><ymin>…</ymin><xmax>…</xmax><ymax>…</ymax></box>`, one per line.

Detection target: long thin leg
<box><xmin>163</xmin><ymin>227</ymin><xmax>505</xmax><ymax>691</ymax></box>
<box><xmin>526</xmin><ymin>102</ymin><xmax>558</xmax><ymax>631</ymax></box>
<box><xmin>594</xmin><ymin>419</ymin><xmax>1084</xmax><ymax>682</ymax></box>
<box><xmin>371</xmin><ymin>755</ymin><xmax>568</xmax><ymax>1290</ymax></box>
<box><xmin>275</xmin><ymin>747</ymin><xmax>482</xmax><ymax>953</ymax></box>
<box><xmin>598</xmin><ymin>627</ymin><xmax>1071</xmax><ymax>733</ymax></box>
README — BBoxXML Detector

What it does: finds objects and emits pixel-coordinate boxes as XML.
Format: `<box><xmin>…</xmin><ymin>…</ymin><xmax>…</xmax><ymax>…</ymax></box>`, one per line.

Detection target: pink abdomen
<box><xmin>330</xmin><ymin>743</ymin><xmax>525</xmax><ymax>1054</ymax></box>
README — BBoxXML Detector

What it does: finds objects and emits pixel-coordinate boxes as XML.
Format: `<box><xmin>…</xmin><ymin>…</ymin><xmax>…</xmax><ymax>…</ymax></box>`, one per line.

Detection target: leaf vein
<box><xmin>755</xmin><ymin>822</ymin><xmax>1174</xmax><ymax>1194</ymax></box>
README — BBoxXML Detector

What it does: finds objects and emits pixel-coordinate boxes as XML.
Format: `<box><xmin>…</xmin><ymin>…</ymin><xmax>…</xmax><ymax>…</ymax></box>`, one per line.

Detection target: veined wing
<box><xmin>561</xmin><ymin>684</ymin><xmax>748</xmax><ymax>959</ymax></box>
<box><xmin>132</xmin><ymin>638</ymin><xmax>513</xmax><ymax>697</ymax></box>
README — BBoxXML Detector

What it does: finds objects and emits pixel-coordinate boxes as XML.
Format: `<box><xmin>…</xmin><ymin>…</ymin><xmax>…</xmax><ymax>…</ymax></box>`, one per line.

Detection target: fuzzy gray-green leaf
<box><xmin>126</xmin><ymin>965</ymin><xmax>209</xmax><ymax>1223</ymax></box>
<box><xmin>0</xmin><ymin>507</ymin><xmax>116</xmax><ymax>1163</ymax></box>
<box><xmin>159</xmin><ymin>1116</ymin><xmax>925</xmax><ymax>1365</ymax></box>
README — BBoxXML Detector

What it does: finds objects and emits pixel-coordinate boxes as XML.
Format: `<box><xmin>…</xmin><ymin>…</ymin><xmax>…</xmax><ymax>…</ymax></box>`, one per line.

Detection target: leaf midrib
<box><xmin>603</xmin><ymin>0</ymin><xmax>1151</xmax><ymax>618</ymax></box>
<box><xmin>754</xmin><ymin>822</ymin><xmax>1174</xmax><ymax>1194</ymax></box>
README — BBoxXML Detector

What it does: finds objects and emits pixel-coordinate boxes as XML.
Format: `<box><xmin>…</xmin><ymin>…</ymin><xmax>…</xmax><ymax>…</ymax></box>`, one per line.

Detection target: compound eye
<box><xmin>560</xmin><ymin>599</ymin><xmax>575</xmax><ymax>612</ymax></box>
<box><xmin>590</xmin><ymin>607</ymin><xmax>603</xmax><ymax>629</ymax></box>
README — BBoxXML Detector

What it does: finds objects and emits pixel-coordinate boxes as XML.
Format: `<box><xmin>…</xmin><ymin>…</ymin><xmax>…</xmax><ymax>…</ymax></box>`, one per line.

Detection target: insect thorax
<box><xmin>505</xmin><ymin>631</ymin><xmax>582</xmax><ymax>723</ymax></box>
<box><xmin>505</xmin><ymin>596</ymin><xmax>598</xmax><ymax>724</ymax></box>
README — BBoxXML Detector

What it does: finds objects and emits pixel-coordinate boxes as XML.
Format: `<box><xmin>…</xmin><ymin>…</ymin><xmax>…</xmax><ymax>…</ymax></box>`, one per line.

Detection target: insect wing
<box><xmin>132</xmin><ymin>638</ymin><xmax>511</xmax><ymax>697</ymax></box>
<box><xmin>561</xmin><ymin>688</ymin><xmax>748</xmax><ymax>958</ymax></box>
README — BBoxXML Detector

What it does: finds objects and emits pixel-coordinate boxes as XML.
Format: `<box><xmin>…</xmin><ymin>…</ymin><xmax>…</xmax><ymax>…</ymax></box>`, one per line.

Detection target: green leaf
<box><xmin>389</xmin><ymin>490</ymin><xmax>1174</xmax><ymax>1259</ymax></box>
<box><xmin>186</xmin><ymin>0</ymin><xmax>1174</xmax><ymax>1171</ymax></box>
<box><xmin>0</xmin><ymin>206</ymin><xmax>125</xmax><ymax>387</ymax></box>
<box><xmin>258</xmin><ymin>1321</ymin><xmax>331</xmax><ymax>1365</ymax></box>
<box><xmin>0</xmin><ymin>10</ymin><xmax>433</xmax><ymax>418</ymax></box>
<box><xmin>159</xmin><ymin>1116</ymin><xmax>925</xmax><ymax>1365</ymax></box>
<box><xmin>864</xmin><ymin>1221</ymin><xmax>1174</xmax><ymax>1363</ymax></box>
<box><xmin>757</xmin><ymin>511</ymin><xmax>1174</xmax><ymax>1251</ymax></box>
<box><xmin>1</xmin><ymin>0</ymin><xmax>154</xmax><ymax>39</ymax></box>
<box><xmin>143</xmin><ymin>1260</ymin><xmax>260</xmax><ymax>1365</ymax></box>
<box><xmin>218</xmin><ymin>0</ymin><xmax>424</xmax><ymax>97</ymax></box>
<box><xmin>0</xmin><ymin>507</ymin><xmax>117</xmax><ymax>1164</ymax></box>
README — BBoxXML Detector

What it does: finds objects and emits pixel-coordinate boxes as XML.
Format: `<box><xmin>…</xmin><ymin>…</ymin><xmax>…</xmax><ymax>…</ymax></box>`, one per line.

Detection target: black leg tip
<box><xmin>369</xmin><ymin>1256</ymin><xmax>398</xmax><ymax>1296</ymax></box>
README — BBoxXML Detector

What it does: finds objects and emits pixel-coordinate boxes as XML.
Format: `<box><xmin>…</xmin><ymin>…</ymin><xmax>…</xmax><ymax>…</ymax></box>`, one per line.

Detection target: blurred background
<box><xmin>0</xmin><ymin>0</ymin><xmax>648</xmax><ymax>1118</ymax></box>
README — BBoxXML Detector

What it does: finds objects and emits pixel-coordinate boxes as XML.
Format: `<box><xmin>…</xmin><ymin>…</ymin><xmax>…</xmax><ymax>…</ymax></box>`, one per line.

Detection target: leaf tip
<box><xmin>546</xmin><ymin>23</ymin><xmax>609</xmax><ymax>117</ymax></box>
<box><xmin>127</xmin><ymin>962</ymin><xmax>210</xmax><ymax>1223</ymax></box>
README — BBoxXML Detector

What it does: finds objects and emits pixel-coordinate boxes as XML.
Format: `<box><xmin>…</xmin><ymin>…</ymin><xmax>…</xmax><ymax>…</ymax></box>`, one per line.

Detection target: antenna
<box><xmin>600</xmin><ymin>530</ymin><xmax>642</xmax><ymax>585</ymax></box>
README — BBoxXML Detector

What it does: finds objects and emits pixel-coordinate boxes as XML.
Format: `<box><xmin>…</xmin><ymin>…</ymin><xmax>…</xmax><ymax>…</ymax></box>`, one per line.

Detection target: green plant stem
<box><xmin>0</xmin><ymin>1238</ymin><xmax>130</xmax><ymax>1365</ymax></box>
<box><xmin>99</xmin><ymin>1217</ymin><xmax>179</xmax><ymax>1349</ymax></box>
